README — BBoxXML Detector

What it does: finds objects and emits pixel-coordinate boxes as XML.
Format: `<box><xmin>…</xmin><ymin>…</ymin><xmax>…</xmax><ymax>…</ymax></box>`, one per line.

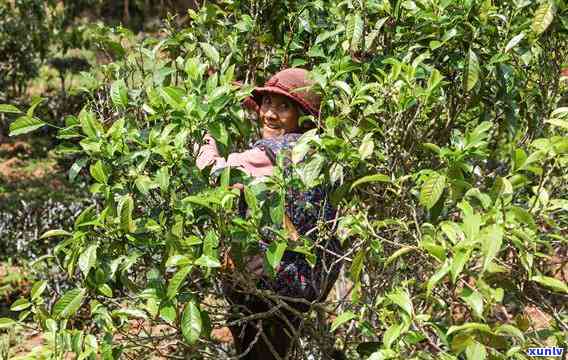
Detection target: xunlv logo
<box><xmin>526</xmin><ymin>347</ymin><xmax>564</xmax><ymax>357</ymax></box>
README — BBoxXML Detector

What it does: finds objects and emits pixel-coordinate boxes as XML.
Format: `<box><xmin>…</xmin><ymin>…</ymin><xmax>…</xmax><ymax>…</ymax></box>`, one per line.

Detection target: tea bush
<box><xmin>1</xmin><ymin>0</ymin><xmax>567</xmax><ymax>359</ymax></box>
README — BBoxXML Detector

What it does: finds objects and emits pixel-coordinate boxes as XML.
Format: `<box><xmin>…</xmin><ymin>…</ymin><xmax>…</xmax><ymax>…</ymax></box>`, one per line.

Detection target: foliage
<box><xmin>0</xmin><ymin>0</ymin><xmax>56</xmax><ymax>99</ymax></box>
<box><xmin>2</xmin><ymin>0</ymin><xmax>568</xmax><ymax>359</ymax></box>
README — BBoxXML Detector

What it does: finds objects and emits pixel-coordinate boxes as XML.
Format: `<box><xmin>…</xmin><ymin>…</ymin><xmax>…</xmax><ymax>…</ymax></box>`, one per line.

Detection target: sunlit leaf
<box><xmin>167</xmin><ymin>265</ymin><xmax>192</xmax><ymax>299</ymax></box>
<box><xmin>465</xmin><ymin>341</ymin><xmax>486</xmax><ymax>360</ymax></box>
<box><xmin>331</xmin><ymin>311</ymin><xmax>356</xmax><ymax>332</ymax></box>
<box><xmin>532</xmin><ymin>1</ymin><xmax>556</xmax><ymax>35</ymax></box>
<box><xmin>531</xmin><ymin>276</ymin><xmax>568</xmax><ymax>294</ymax></box>
<box><xmin>10</xmin><ymin>298</ymin><xmax>31</xmax><ymax>312</ymax></box>
<box><xmin>505</xmin><ymin>32</ymin><xmax>525</xmax><ymax>52</ymax></box>
<box><xmin>426</xmin><ymin>259</ymin><xmax>451</xmax><ymax>297</ymax></box>
<box><xmin>118</xmin><ymin>194</ymin><xmax>136</xmax><ymax>233</ymax></box>
<box><xmin>266</xmin><ymin>242</ymin><xmax>287</xmax><ymax>270</ymax></box>
<box><xmin>199</xmin><ymin>42</ymin><xmax>220</xmax><ymax>64</ymax></box>
<box><xmin>420</xmin><ymin>174</ymin><xmax>446</xmax><ymax>209</ymax></box>
<box><xmin>40</xmin><ymin>229</ymin><xmax>72</xmax><ymax>239</ymax></box>
<box><xmin>466</xmin><ymin>49</ymin><xmax>479</xmax><ymax>91</ymax></box>
<box><xmin>78</xmin><ymin>244</ymin><xmax>97</xmax><ymax>277</ymax></box>
<box><xmin>90</xmin><ymin>160</ymin><xmax>108</xmax><ymax>184</ymax></box>
<box><xmin>9</xmin><ymin>116</ymin><xmax>46</xmax><ymax>136</ymax></box>
<box><xmin>460</xmin><ymin>288</ymin><xmax>484</xmax><ymax>319</ymax></box>
<box><xmin>0</xmin><ymin>318</ymin><xmax>16</xmax><ymax>328</ymax></box>
<box><xmin>181</xmin><ymin>299</ymin><xmax>202</xmax><ymax>345</ymax></box>
<box><xmin>53</xmin><ymin>288</ymin><xmax>86</xmax><ymax>319</ymax></box>
<box><xmin>0</xmin><ymin>104</ymin><xmax>22</xmax><ymax>113</ymax></box>
<box><xmin>447</xmin><ymin>322</ymin><xmax>492</xmax><ymax>335</ymax></box>
<box><xmin>481</xmin><ymin>224</ymin><xmax>503</xmax><ymax>272</ymax></box>
<box><xmin>350</xmin><ymin>14</ymin><xmax>364</xmax><ymax>52</ymax></box>
<box><xmin>350</xmin><ymin>174</ymin><xmax>391</xmax><ymax>191</ymax></box>
<box><xmin>387</xmin><ymin>289</ymin><xmax>413</xmax><ymax>316</ymax></box>
<box><xmin>110</xmin><ymin>79</ymin><xmax>128</xmax><ymax>108</ymax></box>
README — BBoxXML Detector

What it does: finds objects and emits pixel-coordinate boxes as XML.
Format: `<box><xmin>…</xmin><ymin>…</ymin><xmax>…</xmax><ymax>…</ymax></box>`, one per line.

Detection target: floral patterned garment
<box><xmin>251</xmin><ymin>134</ymin><xmax>341</xmax><ymax>301</ymax></box>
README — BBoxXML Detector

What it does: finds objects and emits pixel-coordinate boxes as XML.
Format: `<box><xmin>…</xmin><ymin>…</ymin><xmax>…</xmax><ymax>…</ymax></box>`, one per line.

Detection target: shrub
<box><xmin>1</xmin><ymin>1</ymin><xmax>567</xmax><ymax>359</ymax></box>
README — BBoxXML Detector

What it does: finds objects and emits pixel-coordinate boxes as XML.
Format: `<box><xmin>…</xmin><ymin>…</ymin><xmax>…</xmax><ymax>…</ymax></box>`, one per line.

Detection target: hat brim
<box><xmin>244</xmin><ymin>86</ymin><xmax>319</xmax><ymax>117</ymax></box>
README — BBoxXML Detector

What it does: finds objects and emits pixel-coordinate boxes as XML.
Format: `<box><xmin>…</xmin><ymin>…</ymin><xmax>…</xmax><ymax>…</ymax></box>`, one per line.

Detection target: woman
<box><xmin>196</xmin><ymin>68</ymin><xmax>341</xmax><ymax>359</ymax></box>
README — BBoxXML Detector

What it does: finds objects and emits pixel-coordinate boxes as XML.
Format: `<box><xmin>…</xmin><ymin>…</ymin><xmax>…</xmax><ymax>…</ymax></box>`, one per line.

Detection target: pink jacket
<box><xmin>195</xmin><ymin>134</ymin><xmax>273</xmax><ymax>177</ymax></box>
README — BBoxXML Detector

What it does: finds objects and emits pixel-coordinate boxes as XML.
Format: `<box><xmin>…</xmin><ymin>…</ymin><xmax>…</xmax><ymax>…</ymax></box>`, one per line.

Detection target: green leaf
<box><xmin>330</xmin><ymin>311</ymin><xmax>356</xmax><ymax>332</ymax></box>
<box><xmin>118</xmin><ymin>194</ymin><xmax>136</xmax><ymax>233</ymax></box>
<box><xmin>207</xmin><ymin>121</ymin><xmax>229</xmax><ymax>147</ymax></box>
<box><xmin>316</xmin><ymin>26</ymin><xmax>345</xmax><ymax>44</ymax></box>
<box><xmin>160</xmin><ymin>301</ymin><xmax>177</xmax><ymax>324</ymax></box>
<box><xmin>199</xmin><ymin>42</ymin><xmax>220</xmax><ymax>64</ymax></box>
<box><xmin>510</xmin><ymin>206</ymin><xmax>536</xmax><ymax>230</ymax></box>
<box><xmin>90</xmin><ymin>160</ymin><xmax>108</xmax><ymax>184</ymax></box>
<box><xmin>546</xmin><ymin>118</ymin><xmax>568</xmax><ymax>130</ymax></box>
<box><xmin>440</xmin><ymin>222</ymin><xmax>464</xmax><ymax>244</ymax></box>
<box><xmin>97</xmin><ymin>284</ymin><xmax>113</xmax><ymax>297</ymax></box>
<box><xmin>387</xmin><ymin>290</ymin><xmax>413</xmax><ymax>316</ymax></box>
<box><xmin>194</xmin><ymin>254</ymin><xmax>221</xmax><ymax>268</ymax></box>
<box><xmin>495</xmin><ymin>324</ymin><xmax>525</xmax><ymax>341</ymax></box>
<box><xmin>167</xmin><ymin>265</ymin><xmax>192</xmax><ymax>299</ymax></box>
<box><xmin>426</xmin><ymin>259</ymin><xmax>450</xmax><ymax>297</ymax></box>
<box><xmin>450</xmin><ymin>248</ymin><xmax>471</xmax><ymax>283</ymax></box>
<box><xmin>266</xmin><ymin>242</ymin><xmax>287</xmax><ymax>270</ymax></box>
<box><xmin>110</xmin><ymin>79</ymin><xmax>128</xmax><ymax>108</ymax></box>
<box><xmin>550</xmin><ymin>106</ymin><xmax>568</xmax><ymax>118</ymax></box>
<box><xmin>299</xmin><ymin>154</ymin><xmax>325</xmax><ymax>187</ymax></box>
<box><xmin>447</xmin><ymin>322</ymin><xmax>492</xmax><ymax>335</ymax></box>
<box><xmin>420</xmin><ymin>174</ymin><xmax>446</xmax><ymax>209</ymax></box>
<box><xmin>112</xmin><ymin>308</ymin><xmax>147</xmax><ymax>319</ymax></box>
<box><xmin>40</xmin><ymin>229</ymin><xmax>72</xmax><ymax>239</ymax></box>
<box><xmin>422</xmin><ymin>143</ymin><xmax>441</xmax><ymax>154</ymax></box>
<box><xmin>427</xmin><ymin>69</ymin><xmax>443</xmax><ymax>91</ymax></box>
<box><xmin>78</xmin><ymin>244</ymin><xmax>98</xmax><ymax>277</ymax></box>
<box><xmin>9</xmin><ymin>116</ymin><xmax>46</xmax><ymax>136</ymax></box>
<box><xmin>531</xmin><ymin>276</ymin><xmax>568</xmax><ymax>294</ymax></box>
<box><xmin>159</xmin><ymin>87</ymin><xmax>185</xmax><ymax>109</ymax></box>
<box><xmin>532</xmin><ymin>1</ymin><xmax>556</xmax><ymax>35</ymax></box>
<box><xmin>31</xmin><ymin>280</ymin><xmax>48</xmax><ymax>301</ymax></box>
<box><xmin>383</xmin><ymin>322</ymin><xmax>403</xmax><ymax>349</ymax></box>
<box><xmin>10</xmin><ymin>298</ymin><xmax>31</xmax><ymax>312</ymax></box>
<box><xmin>349</xmin><ymin>249</ymin><xmax>365</xmax><ymax>281</ymax></box>
<box><xmin>480</xmin><ymin>224</ymin><xmax>503</xmax><ymax>272</ymax></box>
<box><xmin>135</xmin><ymin>175</ymin><xmax>157</xmax><ymax>195</ymax></box>
<box><xmin>384</xmin><ymin>247</ymin><xmax>415</xmax><ymax>267</ymax></box>
<box><xmin>460</xmin><ymin>288</ymin><xmax>484</xmax><ymax>319</ymax></box>
<box><xmin>0</xmin><ymin>104</ymin><xmax>22</xmax><ymax>113</ymax></box>
<box><xmin>155</xmin><ymin>167</ymin><xmax>170</xmax><ymax>191</ymax></box>
<box><xmin>358</xmin><ymin>134</ymin><xmax>374</xmax><ymax>160</ymax></box>
<box><xmin>0</xmin><ymin>318</ymin><xmax>16</xmax><ymax>328</ymax></box>
<box><xmin>462</xmin><ymin>212</ymin><xmax>481</xmax><ymax>243</ymax></box>
<box><xmin>466</xmin><ymin>49</ymin><xmax>479</xmax><ymax>91</ymax></box>
<box><xmin>52</xmin><ymin>288</ymin><xmax>86</xmax><ymax>319</ymax></box>
<box><xmin>332</xmin><ymin>80</ymin><xmax>353</xmax><ymax>97</ymax></box>
<box><xmin>181</xmin><ymin>299</ymin><xmax>202</xmax><ymax>345</ymax></box>
<box><xmin>365</xmin><ymin>18</ymin><xmax>388</xmax><ymax>50</ymax></box>
<box><xmin>350</xmin><ymin>174</ymin><xmax>391</xmax><ymax>191</ymax></box>
<box><xmin>350</xmin><ymin>14</ymin><xmax>364</xmax><ymax>52</ymax></box>
<box><xmin>79</xmin><ymin>108</ymin><xmax>102</xmax><ymax>138</ymax></box>
<box><xmin>465</xmin><ymin>341</ymin><xmax>486</xmax><ymax>360</ymax></box>
<box><xmin>505</xmin><ymin>32</ymin><xmax>525</xmax><ymax>52</ymax></box>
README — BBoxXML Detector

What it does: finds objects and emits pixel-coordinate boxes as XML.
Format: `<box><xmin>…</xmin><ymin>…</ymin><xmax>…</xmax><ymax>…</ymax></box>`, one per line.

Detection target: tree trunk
<box><xmin>123</xmin><ymin>0</ymin><xmax>130</xmax><ymax>25</ymax></box>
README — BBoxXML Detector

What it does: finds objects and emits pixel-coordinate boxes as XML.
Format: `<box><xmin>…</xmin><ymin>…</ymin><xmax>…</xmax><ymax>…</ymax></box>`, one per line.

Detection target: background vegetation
<box><xmin>0</xmin><ymin>0</ymin><xmax>567</xmax><ymax>359</ymax></box>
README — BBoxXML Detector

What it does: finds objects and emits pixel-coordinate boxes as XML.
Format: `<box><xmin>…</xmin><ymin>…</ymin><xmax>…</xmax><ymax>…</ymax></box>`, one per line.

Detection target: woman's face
<box><xmin>259</xmin><ymin>93</ymin><xmax>300</xmax><ymax>139</ymax></box>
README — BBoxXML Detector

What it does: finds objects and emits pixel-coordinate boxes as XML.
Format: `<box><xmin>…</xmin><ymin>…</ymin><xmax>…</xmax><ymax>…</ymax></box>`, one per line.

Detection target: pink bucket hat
<box><xmin>244</xmin><ymin>68</ymin><xmax>321</xmax><ymax>117</ymax></box>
